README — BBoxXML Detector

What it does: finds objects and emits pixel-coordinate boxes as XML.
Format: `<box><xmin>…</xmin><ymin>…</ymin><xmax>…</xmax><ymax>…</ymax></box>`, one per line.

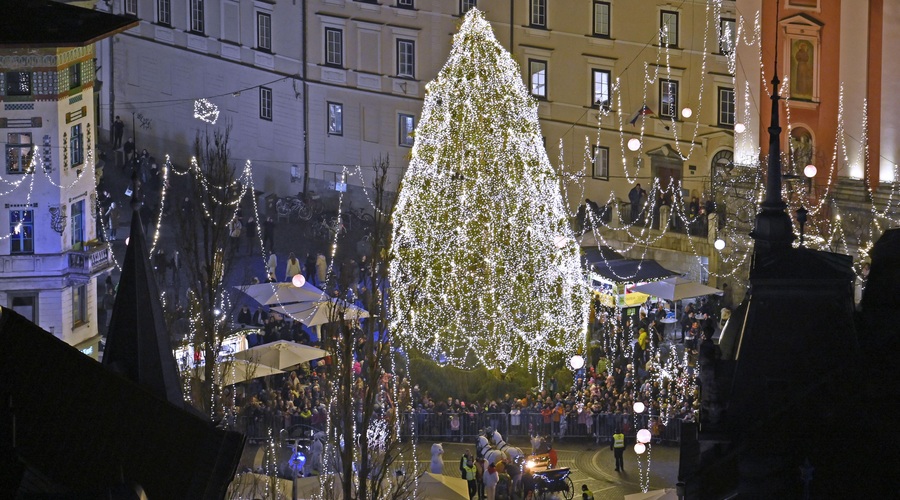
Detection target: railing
<box><xmin>67</xmin><ymin>243</ymin><xmax>112</xmax><ymax>275</ymax></box>
<box><xmin>234</xmin><ymin>411</ymin><xmax>684</xmax><ymax>446</ymax></box>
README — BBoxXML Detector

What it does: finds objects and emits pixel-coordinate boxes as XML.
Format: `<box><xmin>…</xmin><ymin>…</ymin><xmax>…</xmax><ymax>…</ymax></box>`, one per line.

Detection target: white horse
<box><xmin>475</xmin><ymin>433</ymin><xmax>505</xmax><ymax>466</ymax></box>
<box><xmin>430</xmin><ymin>443</ymin><xmax>444</xmax><ymax>474</ymax></box>
<box><xmin>491</xmin><ymin>430</ymin><xmax>524</xmax><ymax>463</ymax></box>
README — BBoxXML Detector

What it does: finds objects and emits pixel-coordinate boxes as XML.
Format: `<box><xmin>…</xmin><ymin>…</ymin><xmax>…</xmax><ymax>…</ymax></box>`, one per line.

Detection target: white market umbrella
<box><xmin>191</xmin><ymin>359</ymin><xmax>284</xmax><ymax>385</ymax></box>
<box><xmin>271</xmin><ymin>299</ymin><xmax>369</xmax><ymax>327</ymax></box>
<box><xmin>631</xmin><ymin>277</ymin><xmax>722</xmax><ymax>302</ymax></box>
<box><xmin>234</xmin><ymin>340</ymin><xmax>329</xmax><ymax>370</ymax></box>
<box><xmin>239</xmin><ymin>281</ymin><xmax>328</xmax><ymax>307</ymax></box>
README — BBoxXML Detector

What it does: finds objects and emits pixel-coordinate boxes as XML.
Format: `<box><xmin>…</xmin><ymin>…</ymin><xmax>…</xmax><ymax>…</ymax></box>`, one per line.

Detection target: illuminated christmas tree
<box><xmin>389</xmin><ymin>9</ymin><xmax>589</xmax><ymax>372</ymax></box>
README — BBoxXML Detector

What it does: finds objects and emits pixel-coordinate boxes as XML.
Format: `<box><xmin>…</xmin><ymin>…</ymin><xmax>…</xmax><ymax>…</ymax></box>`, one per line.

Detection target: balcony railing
<box><xmin>67</xmin><ymin>243</ymin><xmax>112</xmax><ymax>275</ymax></box>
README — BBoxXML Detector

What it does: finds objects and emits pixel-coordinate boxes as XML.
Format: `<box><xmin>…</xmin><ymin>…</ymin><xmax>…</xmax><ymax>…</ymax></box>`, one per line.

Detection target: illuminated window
<box><xmin>6</xmin><ymin>133</ymin><xmax>34</xmax><ymax>174</ymax></box>
<box><xmin>529</xmin><ymin>59</ymin><xmax>547</xmax><ymax>99</ymax></box>
<box><xmin>9</xmin><ymin>210</ymin><xmax>34</xmax><ymax>254</ymax></box>
<box><xmin>328</xmin><ymin>102</ymin><xmax>343</xmax><ymax>135</ymax></box>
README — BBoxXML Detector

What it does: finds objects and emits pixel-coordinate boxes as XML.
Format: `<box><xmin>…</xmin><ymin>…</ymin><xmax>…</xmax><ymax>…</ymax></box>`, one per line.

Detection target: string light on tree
<box><xmin>389</xmin><ymin>8</ymin><xmax>590</xmax><ymax>373</ymax></box>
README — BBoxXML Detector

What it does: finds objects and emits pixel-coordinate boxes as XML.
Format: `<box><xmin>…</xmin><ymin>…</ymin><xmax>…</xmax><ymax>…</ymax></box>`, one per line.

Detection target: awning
<box><xmin>589</xmin><ymin>258</ymin><xmax>678</xmax><ymax>283</ymax></box>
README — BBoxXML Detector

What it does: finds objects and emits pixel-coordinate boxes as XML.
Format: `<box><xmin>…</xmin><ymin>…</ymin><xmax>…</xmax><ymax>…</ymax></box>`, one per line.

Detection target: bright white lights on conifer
<box><xmin>389</xmin><ymin>9</ymin><xmax>590</xmax><ymax>372</ymax></box>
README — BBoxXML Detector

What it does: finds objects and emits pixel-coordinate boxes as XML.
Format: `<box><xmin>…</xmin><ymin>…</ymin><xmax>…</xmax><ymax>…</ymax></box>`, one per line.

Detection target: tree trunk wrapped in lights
<box><xmin>389</xmin><ymin>9</ymin><xmax>590</xmax><ymax>373</ymax></box>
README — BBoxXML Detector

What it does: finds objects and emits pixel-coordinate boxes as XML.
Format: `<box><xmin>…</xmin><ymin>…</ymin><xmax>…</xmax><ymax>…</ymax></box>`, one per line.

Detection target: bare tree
<box><xmin>318</xmin><ymin>156</ymin><xmax>420</xmax><ymax>500</ymax></box>
<box><xmin>172</xmin><ymin>126</ymin><xmax>243</xmax><ymax>416</ymax></box>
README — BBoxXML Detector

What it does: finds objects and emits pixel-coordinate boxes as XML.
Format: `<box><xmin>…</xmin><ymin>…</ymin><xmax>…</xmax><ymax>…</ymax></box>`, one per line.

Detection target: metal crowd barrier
<box><xmin>235</xmin><ymin>410</ymin><xmax>684</xmax><ymax>445</ymax></box>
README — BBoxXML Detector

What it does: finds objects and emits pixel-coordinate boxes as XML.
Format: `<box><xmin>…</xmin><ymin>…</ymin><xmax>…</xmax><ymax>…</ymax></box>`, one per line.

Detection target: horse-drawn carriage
<box><xmin>522</xmin><ymin>435</ymin><xmax>574</xmax><ymax>499</ymax></box>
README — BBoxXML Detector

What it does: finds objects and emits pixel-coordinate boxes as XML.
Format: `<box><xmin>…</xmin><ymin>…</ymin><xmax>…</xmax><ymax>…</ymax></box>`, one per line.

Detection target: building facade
<box><xmin>0</xmin><ymin>4</ymin><xmax>135</xmax><ymax>357</ymax></box>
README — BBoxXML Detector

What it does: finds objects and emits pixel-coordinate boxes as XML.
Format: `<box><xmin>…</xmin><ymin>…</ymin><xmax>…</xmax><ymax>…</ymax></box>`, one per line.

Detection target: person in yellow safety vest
<box><xmin>611</xmin><ymin>428</ymin><xmax>625</xmax><ymax>472</ymax></box>
<box><xmin>462</xmin><ymin>457</ymin><xmax>477</xmax><ymax>500</ymax></box>
<box><xmin>581</xmin><ymin>483</ymin><xmax>595</xmax><ymax>499</ymax></box>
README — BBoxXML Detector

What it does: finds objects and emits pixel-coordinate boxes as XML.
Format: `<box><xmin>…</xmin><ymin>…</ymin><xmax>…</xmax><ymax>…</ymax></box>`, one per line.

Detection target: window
<box><xmin>5</xmin><ymin>72</ymin><xmax>31</xmax><ymax>96</ymax></box>
<box><xmin>9</xmin><ymin>294</ymin><xmax>37</xmax><ymax>323</ymax></box>
<box><xmin>124</xmin><ymin>0</ymin><xmax>137</xmax><ymax>15</ymax></box>
<box><xmin>592</xmin><ymin>146</ymin><xmax>609</xmax><ymax>180</ymax></box>
<box><xmin>257</xmin><ymin>12</ymin><xmax>272</xmax><ymax>51</ymax></box>
<box><xmin>460</xmin><ymin>0</ymin><xmax>477</xmax><ymax>14</ymax></box>
<box><xmin>325</xmin><ymin>28</ymin><xmax>343</xmax><ymax>67</ymax></box>
<box><xmin>399</xmin><ymin>113</ymin><xmax>415</xmax><ymax>147</ymax></box>
<box><xmin>69</xmin><ymin>63</ymin><xmax>82</xmax><ymax>90</ymax></box>
<box><xmin>73</xmin><ymin>284</ymin><xmax>87</xmax><ymax>327</ymax></box>
<box><xmin>9</xmin><ymin>210</ymin><xmax>34</xmax><ymax>254</ymax></box>
<box><xmin>71</xmin><ymin>200</ymin><xmax>84</xmax><ymax>249</ymax></box>
<box><xmin>397</xmin><ymin>0</ymin><xmax>414</xmax><ymax>8</ymax></box>
<box><xmin>593</xmin><ymin>1</ymin><xmax>610</xmax><ymax>37</ymax></box>
<box><xmin>328</xmin><ymin>102</ymin><xmax>343</xmax><ymax>135</ymax></box>
<box><xmin>659</xmin><ymin>79</ymin><xmax>679</xmax><ymax>119</ymax></box>
<box><xmin>6</xmin><ymin>133</ymin><xmax>34</xmax><ymax>174</ymax></box>
<box><xmin>660</xmin><ymin>10</ymin><xmax>679</xmax><ymax>47</ymax></box>
<box><xmin>157</xmin><ymin>0</ymin><xmax>171</xmax><ymax>25</ymax></box>
<box><xmin>260</xmin><ymin>87</ymin><xmax>273</xmax><ymax>121</ymax></box>
<box><xmin>70</xmin><ymin>124</ymin><xmax>84</xmax><ymax>167</ymax></box>
<box><xmin>190</xmin><ymin>0</ymin><xmax>205</xmax><ymax>34</ymax></box>
<box><xmin>592</xmin><ymin>69</ymin><xmax>611</xmax><ymax>108</ymax></box>
<box><xmin>529</xmin><ymin>59</ymin><xmax>547</xmax><ymax>99</ymax></box>
<box><xmin>718</xmin><ymin>87</ymin><xmax>735</xmax><ymax>127</ymax></box>
<box><xmin>719</xmin><ymin>18</ymin><xmax>735</xmax><ymax>55</ymax></box>
<box><xmin>397</xmin><ymin>39</ymin><xmax>415</xmax><ymax>78</ymax></box>
<box><xmin>530</xmin><ymin>0</ymin><xmax>546</xmax><ymax>28</ymax></box>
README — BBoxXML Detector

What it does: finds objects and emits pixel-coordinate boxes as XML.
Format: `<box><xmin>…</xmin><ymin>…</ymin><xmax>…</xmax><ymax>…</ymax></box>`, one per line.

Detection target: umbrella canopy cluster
<box><xmin>241</xmin><ymin>281</ymin><xmax>369</xmax><ymax>327</ymax></box>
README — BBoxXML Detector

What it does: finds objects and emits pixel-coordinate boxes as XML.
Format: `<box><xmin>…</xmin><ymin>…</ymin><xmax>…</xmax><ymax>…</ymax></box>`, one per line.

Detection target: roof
<box><xmin>0</xmin><ymin>306</ymin><xmax>245</xmax><ymax>498</ymax></box>
<box><xmin>0</xmin><ymin>0</ymin><xmax>137</xmax><ymax>47</ymax></box>
<box><xmin>102</xmin><ymin>203</ymin><xmax>186</xmax><ymax>409</ymax></box>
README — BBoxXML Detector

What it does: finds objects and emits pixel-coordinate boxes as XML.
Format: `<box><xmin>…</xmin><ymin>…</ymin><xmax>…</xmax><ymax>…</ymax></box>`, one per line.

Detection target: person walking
<box><xmin>112</xmin><ymin>115</ymin><xmax>125</xmax><ymax>149</ymax></box>
<box><xmin>628</xmin><ymin>183</ymin><xmax>646</xmax><ymax>223</ymax></box>
<box><xmin>611</xmin><ymin>427</ymin><xmax>625</xmax><ymax>471</ymax></box>
<box><xmin>122</xmin><ymin>138</ymin><xmax>135</xmax><ymax>167</ymax></box>
<box><xmin>245</xmin><ymin>217</ymin><xmax>258</xmax><ymax>255</ymax></box>
<box><xmin>461</xmin><ymin>456</ymin><xmax>477</xmax><ymax>500</ymax></box>
<box><xmin>105</xmin><ymin>202</ymin><xmax>120</xmax><ymax>241</ymax></box>
<box><xmin>262</xmin><ymin>216</ymin><xmax>275</xmax><ymax>252</ymax></box>
<box><xmin>266</xmin><ymin>252</ymin><xmax>278</xmax><ymax>282</ymax></box>
<box><xmin>285</xmin><ymin>252</ymin><xmax>302</xmax><ymax>282</ymax></box>
<box><xmin>581</xmin><ymin>484</ymin><xmax>595</xmax><ymax>500</ymax></box>
<box><xmin>482</xmin><ymin>461</ymin><xmax>499</xmax><ymax>500</ymax></box>
<box><xmin>315</xmin><ymin>253</ymin><xmax>327</xmax><ymax>287</ymax></box>
<box><xmin>229</xmin><ymin>218</ymin><xmax>243</xmax><ymax>254</ymax></box>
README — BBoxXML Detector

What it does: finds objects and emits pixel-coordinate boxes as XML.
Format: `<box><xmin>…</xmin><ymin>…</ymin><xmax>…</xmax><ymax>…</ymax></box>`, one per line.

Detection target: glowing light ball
<box><xmin>633</xmin><ymin>401</ymin><xmax>645</xmax><ymax>414</ymax></box>
<box><xmin>714</xmin><ymin>238</ymin><xmax>726</xmax><ymax>251</ymax></box>
<box><xmin>634</xmin><ymin>443</ymin><xmax>646</xmax><ymax>454</ymax></box>
<box><xmin>125</xmin><ymin>237</ymin><xmax>130</xmax><ymax>246</ymax></box>
<box><xmin>569</xmin><ymin>355</ymin><xmax>585</xmax><ymax>370</ymax></box>
<box><xmin>681</xmin><ymin>107</ymin><xmax>693</xmax><ymax>119</ymax></box>
<box><xmin>637</xmin><ymin>429</ymin><xmax>652</xmax><ymax>444</ymax></box>
<box><xmin>627</xmin><ymin>138</ymin><xmax>641</xmax><ymax>151</ymax></box>
<box><xmin>734</xmin><ymin>123</ymin><xmax>746</xmax><ymax>133</ymax></box>
<box><xmin>804</xmin><ymin>164</ymin><xmax>817</xmax><ymax>178</ymax></box>
<box><xmin>292</xmin><ymin>274</ymin><xmax>306</xmax><ymax>288</ymax></box>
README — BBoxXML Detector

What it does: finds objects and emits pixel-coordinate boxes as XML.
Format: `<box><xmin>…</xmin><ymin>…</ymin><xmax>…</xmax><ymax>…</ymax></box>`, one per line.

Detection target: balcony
<box><xmin>67</xmin><ymin>243</ymin><xmax>113</xmax><ymax>276</ymax></box>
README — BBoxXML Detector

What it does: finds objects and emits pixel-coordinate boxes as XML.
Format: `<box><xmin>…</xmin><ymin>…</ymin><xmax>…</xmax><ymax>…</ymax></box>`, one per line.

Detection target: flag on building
<box><xmin>629</xmin><ymin>104</ymin><xmax>654</xmax><ymax>126</ymax></box>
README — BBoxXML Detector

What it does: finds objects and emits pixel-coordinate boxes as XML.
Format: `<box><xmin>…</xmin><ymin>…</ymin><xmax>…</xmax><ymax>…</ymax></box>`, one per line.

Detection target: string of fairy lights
<box><xmin>5</xmin><ymin>3</ymin><xmax>900</xmax><ymax>496</ymax></box>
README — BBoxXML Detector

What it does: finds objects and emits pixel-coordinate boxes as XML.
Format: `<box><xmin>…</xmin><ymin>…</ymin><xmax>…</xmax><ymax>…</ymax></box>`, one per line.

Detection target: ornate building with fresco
<box><xmin>0</xmin><ymin>3</ymin><xmax>136</xmax><ymax>358</ymax></box>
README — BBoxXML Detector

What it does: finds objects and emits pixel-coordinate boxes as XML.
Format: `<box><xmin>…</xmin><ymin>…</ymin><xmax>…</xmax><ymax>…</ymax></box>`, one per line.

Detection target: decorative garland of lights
<box><xmin>388</xmin><ymin>9</ymin><xmax>590</xmax><ymax>373</ymax></box>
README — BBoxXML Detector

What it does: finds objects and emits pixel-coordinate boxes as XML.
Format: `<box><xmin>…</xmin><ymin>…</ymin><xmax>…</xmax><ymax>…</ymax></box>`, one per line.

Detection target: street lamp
<box><xmin>569</xmin><ymin>354</ymin><xmax>585</xmax><ymax>370</ymax></box>
<box><xmin>627</xmin><ymin>138</ymin><xmax>641</xmax><ymax>151</ymax></box>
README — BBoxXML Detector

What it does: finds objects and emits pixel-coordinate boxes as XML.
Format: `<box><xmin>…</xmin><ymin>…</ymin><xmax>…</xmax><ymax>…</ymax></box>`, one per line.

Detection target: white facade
<box><xmin>1</xmin><ymin>45</ymin><xmax>111</xmax><ymax>356</ymax></box>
